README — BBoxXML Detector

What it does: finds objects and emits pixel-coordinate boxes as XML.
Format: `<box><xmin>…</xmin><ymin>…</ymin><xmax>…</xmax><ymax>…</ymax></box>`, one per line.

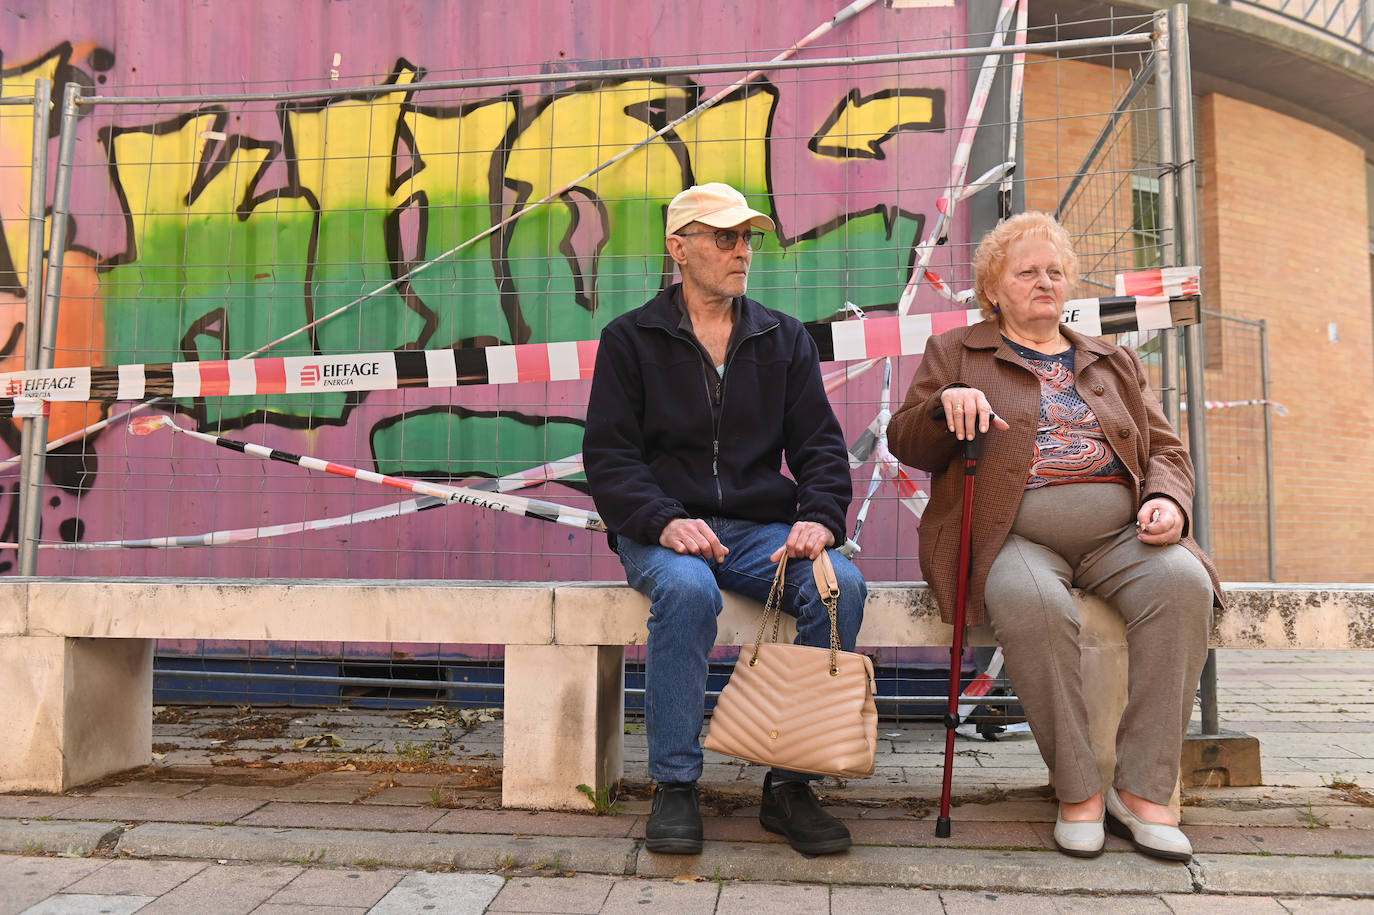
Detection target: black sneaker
<box><xmin>758</xmin><ymin>772</ymin><xmax>852</xmax><ymax>855</ymax></box>
<box><xmin>645</xmin><ymin>782</ymin><xmax>703</xmax><ymax>854</ymax></box>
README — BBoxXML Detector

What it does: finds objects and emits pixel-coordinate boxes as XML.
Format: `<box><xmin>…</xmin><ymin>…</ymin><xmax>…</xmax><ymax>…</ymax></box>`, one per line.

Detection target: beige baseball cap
<box><xmin>665</xmin><ymin>182</ymin><xmax>776</xmax><ymax>236</ymax></box>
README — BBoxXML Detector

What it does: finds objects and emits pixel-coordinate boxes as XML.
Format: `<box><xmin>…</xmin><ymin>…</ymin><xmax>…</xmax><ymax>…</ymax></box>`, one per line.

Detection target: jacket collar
<box><xmin>964</xmin><ymin>317</ymin><xmax>1116</xmax><ymax>364</ymax></box>
<box><xmin>636</xmin><ymin>283</ymin><xmax>778</xmax><ymax>338</ymax></box>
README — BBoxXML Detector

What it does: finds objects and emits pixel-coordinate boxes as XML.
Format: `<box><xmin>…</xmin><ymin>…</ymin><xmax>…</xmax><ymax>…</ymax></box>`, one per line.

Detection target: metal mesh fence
<box><xmin>0</xmin><ymin>5</ymin><xmax>1207</xmax><ymax>714</ymax></box>
<box><xmin>1196</xmin><ymin>311</ymin><xmax>1276</xmax><ymax>580</ymax></box>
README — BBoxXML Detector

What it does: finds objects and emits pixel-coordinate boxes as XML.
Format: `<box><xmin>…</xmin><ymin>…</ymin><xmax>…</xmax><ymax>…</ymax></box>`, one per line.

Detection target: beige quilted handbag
<box><xmin>703</xmin><ymin>553</ymin><xmax>877</xmax><ymax>778</ymax></box>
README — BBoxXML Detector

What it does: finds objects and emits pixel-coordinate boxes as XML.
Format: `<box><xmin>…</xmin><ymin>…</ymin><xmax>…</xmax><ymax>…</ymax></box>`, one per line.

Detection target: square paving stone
<box><xmin>50</xmin><ymin>796</ymin><xmax>266</xmax><ymax>824</ymax></box>
<box><xmin>600</xmin><ymin>877</ymin><xmax>719</xmax><ymax>915</ymax></box>
<box><xmin>488</xmin><ymin>873</ymin><xmax>616</xmax><ymax>913</ymax></box>
<box><xmin>0</xmin><ymin>796</ymin><xmax>83</xmax><ymax>818</ymax></box>
<box><xmin>0</xmin><ymin>856</ymin><xmax>107</xmax><ymax>915</ymax></box>
<box><xmin>429</xmin><ymin>808</ymin><xmax>636</xmax><ymax>838</ymax></box>
<box><xmin>85</xmin><ymin>781</ymin><xmax>205</xmax><ymax>799</ymax></box>
<box><xmin>716</xmin><ymin>881</ymin><xmax>832</xmax><ymax>914</ymax></box>
<box><xmin>1159</xmin><ymin>894</ymin><xmax>1289</xmax><ymax>913</ymax></box>
<box><xmin>132</xmin><ymin>862</ymin><xmax>302</xmax><ymax>915</ymax></box>
<box><xmin>265</xmin><ymin>865</ymin><xmax>406</xmax><ymax>907</ymax></box>
<box><xmin>938</xmin><ymin>890</ymin><xmax>1063</xmax><ymax>914</ymax></box>
<box><xmin>249</xmin><ymin>905</ymin><xmax>368</xmax><ymax>914</ymax></box>
<box><xmin>62</xmin><ymin>858</ymin><xmax>209</xmax><ymax>896</ymax></box>
<box><xmin>19</xmin><ymin>893</ymin><xmax>156</xmax><ymax>915</ymax></box>
<box><xmin>367</xmin><ymin>872</ymin><xmax>508</xmax><ymax>914</ymax></box>
<box><xmin>236</xmin><ymin>801</ymin><xmax>445</xmax><ymax>832</ymax></box>
<box><xmin>854</xmin><ymin>817</ymin><xmax>1046</xmax><ymax>849</ymax></box>
<box><xmin>832</xmin><ymin>885</ymin><xmax>945</xmax><ymax>914</ymax></box>
<box><xmin>1273</xmin><ymin>898</ymin><xmax>1374</xmax><ymax>913</ymax></box>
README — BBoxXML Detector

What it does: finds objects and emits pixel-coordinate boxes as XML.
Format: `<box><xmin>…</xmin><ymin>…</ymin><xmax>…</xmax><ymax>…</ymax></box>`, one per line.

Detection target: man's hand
<box><xmin>769</xmin><ymin>521</ymin><xmax>835</xmax><ymax>562</ymax></box>
<box><xmin>659</xmin><ymin>518</ymin><xmax>729</xmax><ymax>562</ymax></box>
<box><xmin>1136</xmin><ymin>497</ymin><xmax>1185</xmax><ymax>545</ymax></box>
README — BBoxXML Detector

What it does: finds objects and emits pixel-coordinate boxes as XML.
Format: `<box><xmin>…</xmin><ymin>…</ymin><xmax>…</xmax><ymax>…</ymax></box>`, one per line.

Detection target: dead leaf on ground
<box><xmin>293</xmin><ymin>734</ymin><xmax>345</xmax><ymax>749</ymax></box>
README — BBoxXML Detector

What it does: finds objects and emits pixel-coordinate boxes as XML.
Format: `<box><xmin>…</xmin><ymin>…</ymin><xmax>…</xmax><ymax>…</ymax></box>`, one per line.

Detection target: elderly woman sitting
<box><xmin>887</xmin><ymin>211</ymin><xmax>1222</xmax><ymax>861</ymax></box>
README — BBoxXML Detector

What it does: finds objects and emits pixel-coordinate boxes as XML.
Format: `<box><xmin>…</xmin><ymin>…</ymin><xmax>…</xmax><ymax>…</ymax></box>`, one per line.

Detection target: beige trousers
<box><xmin>982</xmin><ymin>482</ymin><xmax>1211</xmax><ymax>805</ymax></box>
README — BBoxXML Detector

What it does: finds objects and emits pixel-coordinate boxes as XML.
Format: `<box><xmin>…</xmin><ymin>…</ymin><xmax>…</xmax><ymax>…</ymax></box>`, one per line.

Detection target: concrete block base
<box><xmin>502</xmin><ymin>644</ymin><xmax>625</xmax><ymax>810</ymax></box>
<box><xmin>1182</xmin><ymin>728</ymin><xmax>1263</xmax><ymax>787</ymax></box>
<box><xmin>0</xmin><ymin>636</ymin><xmax>152</xmax><ymax>793</ymax></box>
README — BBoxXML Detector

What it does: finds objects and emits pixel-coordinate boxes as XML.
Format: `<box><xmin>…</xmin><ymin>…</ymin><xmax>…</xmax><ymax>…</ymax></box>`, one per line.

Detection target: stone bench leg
<box><xmin>502</xmin><ymin>644</ymin><xmax>625</xmax><ymax>810</ymax></box>
<box><xmin>0</xmin><ymin>636</ymin><xmax>152</xmax><ymax>793</ymax></box>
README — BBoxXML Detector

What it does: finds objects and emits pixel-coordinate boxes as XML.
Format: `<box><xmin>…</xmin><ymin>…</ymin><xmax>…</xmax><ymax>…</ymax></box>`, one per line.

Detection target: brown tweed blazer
<box><xmin>887</xmin><ymin>320</ymin><xmax>1223</xmax><ymax>626</ymax></box>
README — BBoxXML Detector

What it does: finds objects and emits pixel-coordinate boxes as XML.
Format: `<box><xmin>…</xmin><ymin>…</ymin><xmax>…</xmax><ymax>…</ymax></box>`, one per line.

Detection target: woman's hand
<box><xmin>1136</xmin><ymin>497</ymin><xmax>1185</xmax><ymax>545</ymax></box>
<box><xmin>939</xmin><ymin>387</ymin><xmax>1010</xmax><ymax>441</ymax></box>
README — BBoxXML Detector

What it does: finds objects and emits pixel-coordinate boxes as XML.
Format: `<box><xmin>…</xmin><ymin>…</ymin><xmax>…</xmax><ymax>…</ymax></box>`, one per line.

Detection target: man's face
<box><xmin>671</xmin><ymin>220</ymin><xmax>756</xmax><ymax>300</ymax></box>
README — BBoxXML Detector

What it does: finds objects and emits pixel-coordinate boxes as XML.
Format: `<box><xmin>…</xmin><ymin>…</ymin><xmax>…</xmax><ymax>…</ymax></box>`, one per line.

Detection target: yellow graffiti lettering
<box><xmin>108</xmin><ymin>111</ymin><xmax>223</xmax><ymax>246</ymax></box>
<box><xmin>505</xmin><ymin>80</ymin><xmax>687</xmax><ymax>205</ymax></box>
<box><xmin>809</xmin><ymin>88</ymin><xmax>942</xmax><ymax>159</ymax></box>
<box><xmin>673</xmin><ymin>89</ymin><xmax>777</xmax><ymax>192</ymax></box>
<box><xmin>398</xmin><ymin>97</ymin><xmax>516</xmax><ymax>204</ymax></box>
<box><xmin>285</xmin><ymin>66</ymin><xmax>418</xmax><ymax>208</ymax></box>
<box><xmin>0</xmin><ymin>49</ymin><xmax>63</xmax><ymax>293</ymax></box>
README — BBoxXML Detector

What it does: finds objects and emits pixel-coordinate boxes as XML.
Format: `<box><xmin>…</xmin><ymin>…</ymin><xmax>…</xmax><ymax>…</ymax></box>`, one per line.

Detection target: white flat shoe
<box><xmin>1053</xmin><ymin>805</ymin><xmax>1105</xmax><ymax>858</ymax></box>
<box><xmin>1106</xmin><ymin>786</ymin><xmax>1192</xmax><ymax>862</ymax></box>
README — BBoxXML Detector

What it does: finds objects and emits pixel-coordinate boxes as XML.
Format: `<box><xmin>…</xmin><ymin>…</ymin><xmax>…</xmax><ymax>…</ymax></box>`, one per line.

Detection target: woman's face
<box><xmin>992</xmin><ymin>236</ymin><xmax>1069</xmax><ymax>332</ymax></box>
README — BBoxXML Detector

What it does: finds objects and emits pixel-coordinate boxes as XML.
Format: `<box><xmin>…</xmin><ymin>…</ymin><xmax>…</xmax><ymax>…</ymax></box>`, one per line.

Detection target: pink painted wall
<box><xmin>0</xmin><ymin>0</ymin><xmax>972</xmax><ymax>584</ymax></box>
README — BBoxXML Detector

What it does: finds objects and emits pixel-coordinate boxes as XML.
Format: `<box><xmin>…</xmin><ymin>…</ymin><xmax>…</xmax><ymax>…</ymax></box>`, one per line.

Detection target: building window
<box><xmin>1132</xmin><ymin>174</ymin><xmax>1162</xmax><ymax>270</ymax></box>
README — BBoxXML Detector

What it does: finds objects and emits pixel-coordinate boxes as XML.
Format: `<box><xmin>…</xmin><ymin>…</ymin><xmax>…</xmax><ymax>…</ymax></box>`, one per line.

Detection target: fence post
<box><xmin>1169</xmin><ymin>2</ymin><xmax>1220</xmax><ymax>737</ymax></box>
<box><xmin>17</xmin><ymin>78</ymin><xmax>52</xmax><ymax>576</ymax></box>
<box><xmin>1151</xmin><ymin>13</ymin><xmax>1182</xmax><ymax>428</ymax></box>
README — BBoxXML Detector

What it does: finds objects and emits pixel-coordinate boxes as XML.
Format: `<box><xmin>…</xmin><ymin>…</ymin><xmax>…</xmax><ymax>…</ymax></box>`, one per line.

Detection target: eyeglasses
<box><xmin>675</xmin><ymin>228</ymin><xmax>766</xmax><ymax>251</ymax></box>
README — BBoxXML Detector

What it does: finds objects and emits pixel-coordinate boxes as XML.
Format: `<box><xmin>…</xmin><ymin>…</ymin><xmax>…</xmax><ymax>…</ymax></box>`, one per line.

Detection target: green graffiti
<box><xmin>748</xmin><ymin>211</ymin><xmax>926</xmax><ymax>322</ymax></box>
<box><xmin>370</xmin><ymin>409</ymin><xmax>587</xmax><ymax>482</ymax></box>
<box><xmin>91</xmin><ymin>66</ymin><xmax>943</xmax><ymax>478</ymax></box>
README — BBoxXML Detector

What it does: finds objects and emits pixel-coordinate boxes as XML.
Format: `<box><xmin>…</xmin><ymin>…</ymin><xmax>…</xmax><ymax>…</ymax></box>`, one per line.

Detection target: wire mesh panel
<box><xmin>0</xmin><ymin>2</ymin><xmax>1193</xmax><ymax>710</ymax></box>
<box><xmin>1197</xmin><ymin>312</ymin><xmax>1275</xmax><ymax>580</ymax></box>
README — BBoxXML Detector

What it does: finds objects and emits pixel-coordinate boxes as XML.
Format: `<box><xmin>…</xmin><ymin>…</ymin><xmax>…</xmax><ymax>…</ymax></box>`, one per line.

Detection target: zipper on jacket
<box><xmin>709</xmin><ymin>322</ymin><xmax>776</xmax><ymax>510</ymax></box>
<box><xmin>647</xmin><ymin>302</ymin><xmax>780</xmax><ymax>514</ymax></box>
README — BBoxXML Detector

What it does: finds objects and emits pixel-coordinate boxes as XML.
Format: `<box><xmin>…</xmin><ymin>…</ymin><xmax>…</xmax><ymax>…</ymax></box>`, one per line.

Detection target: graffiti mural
<box><xmin>0</xmin><ymin>0</ymin><xmax>967</xmax><ymax>582</ymax></box>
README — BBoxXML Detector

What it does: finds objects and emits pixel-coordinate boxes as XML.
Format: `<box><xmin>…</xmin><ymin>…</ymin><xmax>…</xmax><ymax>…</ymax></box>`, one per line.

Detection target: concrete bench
<box><xmin>1</xmin><ymin>578</ymin><xmax>1370</xmax><ymax>810</ymax></box>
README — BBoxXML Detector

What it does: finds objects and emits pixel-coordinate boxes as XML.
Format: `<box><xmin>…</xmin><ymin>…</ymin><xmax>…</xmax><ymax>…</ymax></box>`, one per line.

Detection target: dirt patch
<box><xmin>1329</xmin><ymin>781</ymin><xmax>1374</xmax><ymax>808</ymax></box>
<box><xmin>199</xmin><ymin>713</ymin><xmax>291</xmax><ymax>743</ymax></box>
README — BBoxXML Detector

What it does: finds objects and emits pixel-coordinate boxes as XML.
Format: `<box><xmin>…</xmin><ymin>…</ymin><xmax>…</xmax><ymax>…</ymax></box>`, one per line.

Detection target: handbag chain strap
<box><xmin>748</xmin><ymin>550</ymin><xmax>845</xmax><ymax>676</ymax></box>
<box><xmin>748</xmin><ymin>555</ymin><xmax>788</xmax><ymax>665</ymax></box>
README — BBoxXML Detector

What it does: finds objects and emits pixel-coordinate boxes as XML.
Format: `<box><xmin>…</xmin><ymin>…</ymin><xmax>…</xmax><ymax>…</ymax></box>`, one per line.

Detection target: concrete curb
<box><xmin>0</xmin><ymin>820</ymin><xmax>123</xmax><ymax>857</ymax></box>
<box><xmin>635</xmin><ymin>843</ymin><xmax>1197</xmax><ymax>893</ymax></box>
<box><xmin>115</xmin><ymin>822</ymin><xmax>639</xmax><ymax>874</ymax></box>
<box><xmin>97</xmin><ymin>820</ymin><xmax>1374</xmax><ymax>897</ymax></box>
<box><xmin>1192</xmin><ymin>853</ymin><xmax>1374</xmax><ymax>896</ymax></box>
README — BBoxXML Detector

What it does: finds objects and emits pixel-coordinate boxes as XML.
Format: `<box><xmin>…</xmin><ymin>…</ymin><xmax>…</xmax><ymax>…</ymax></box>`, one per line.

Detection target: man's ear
<box><xmin>665</xmin><ymin>234</ymin><xmax>689</xmax><ymax>267</ymax></box>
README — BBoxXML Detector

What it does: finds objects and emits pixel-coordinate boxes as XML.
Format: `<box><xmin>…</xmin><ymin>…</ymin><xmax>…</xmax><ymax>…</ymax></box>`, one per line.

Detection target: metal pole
<box><xmin>19</xmin><ymin>83</ymin><xmax>81</xmax><ymax>575</ymax></box>
<box><xmin>1260</xmin><ymin>319</ymin><xmax>1277</xmax><ymax>581</ymax></box>
<box><xmin>1152</xmin><ymin>12</ymin><xmax>1181</xmax><ymax>428</ymax></box>
<box><xmin>1169</xmin><ymin>3</ymin><xmax>1219</xmax><ymax>735</ymax></box>
<box><xmin>17</xmin><ymin>79</ymin><xmax>52</xmax><ymax>576</ymax></box>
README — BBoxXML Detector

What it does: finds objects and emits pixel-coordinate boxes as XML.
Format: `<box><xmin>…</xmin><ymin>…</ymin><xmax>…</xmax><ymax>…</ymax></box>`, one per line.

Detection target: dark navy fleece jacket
<box><xmin>583</xmin><ymin>284</ymin><xmax>853</xmax><ymax>549</ymax></box>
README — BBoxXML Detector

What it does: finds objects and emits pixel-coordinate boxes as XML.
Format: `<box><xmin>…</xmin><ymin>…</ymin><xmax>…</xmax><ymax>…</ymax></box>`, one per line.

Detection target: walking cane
<box><xmin>936</xmin><ymin>413</ymin><xmax>986</xmax><ymax>839</ymax></box>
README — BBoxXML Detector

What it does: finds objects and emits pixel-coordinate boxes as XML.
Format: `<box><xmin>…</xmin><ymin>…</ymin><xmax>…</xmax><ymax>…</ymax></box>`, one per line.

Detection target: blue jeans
<box><xmin>616</xmin><ymin>518</ymin><xmax>867</xmax><ymax>786</ymax></box>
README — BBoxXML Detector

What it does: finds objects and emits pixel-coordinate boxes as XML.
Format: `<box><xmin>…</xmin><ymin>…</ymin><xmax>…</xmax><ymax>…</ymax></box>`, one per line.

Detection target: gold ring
<box><xmin>952</xmin><ymin>404</ymin><xmax>964</xmax><ymax>412</ymax></box>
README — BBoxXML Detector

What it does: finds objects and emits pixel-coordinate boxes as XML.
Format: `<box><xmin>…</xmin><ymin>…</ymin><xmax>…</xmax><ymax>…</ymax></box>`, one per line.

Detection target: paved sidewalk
<box><xmin>1</xmin><ymin>649</ymin><xmax>1370</xmax><ymax>913</ymax></box>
